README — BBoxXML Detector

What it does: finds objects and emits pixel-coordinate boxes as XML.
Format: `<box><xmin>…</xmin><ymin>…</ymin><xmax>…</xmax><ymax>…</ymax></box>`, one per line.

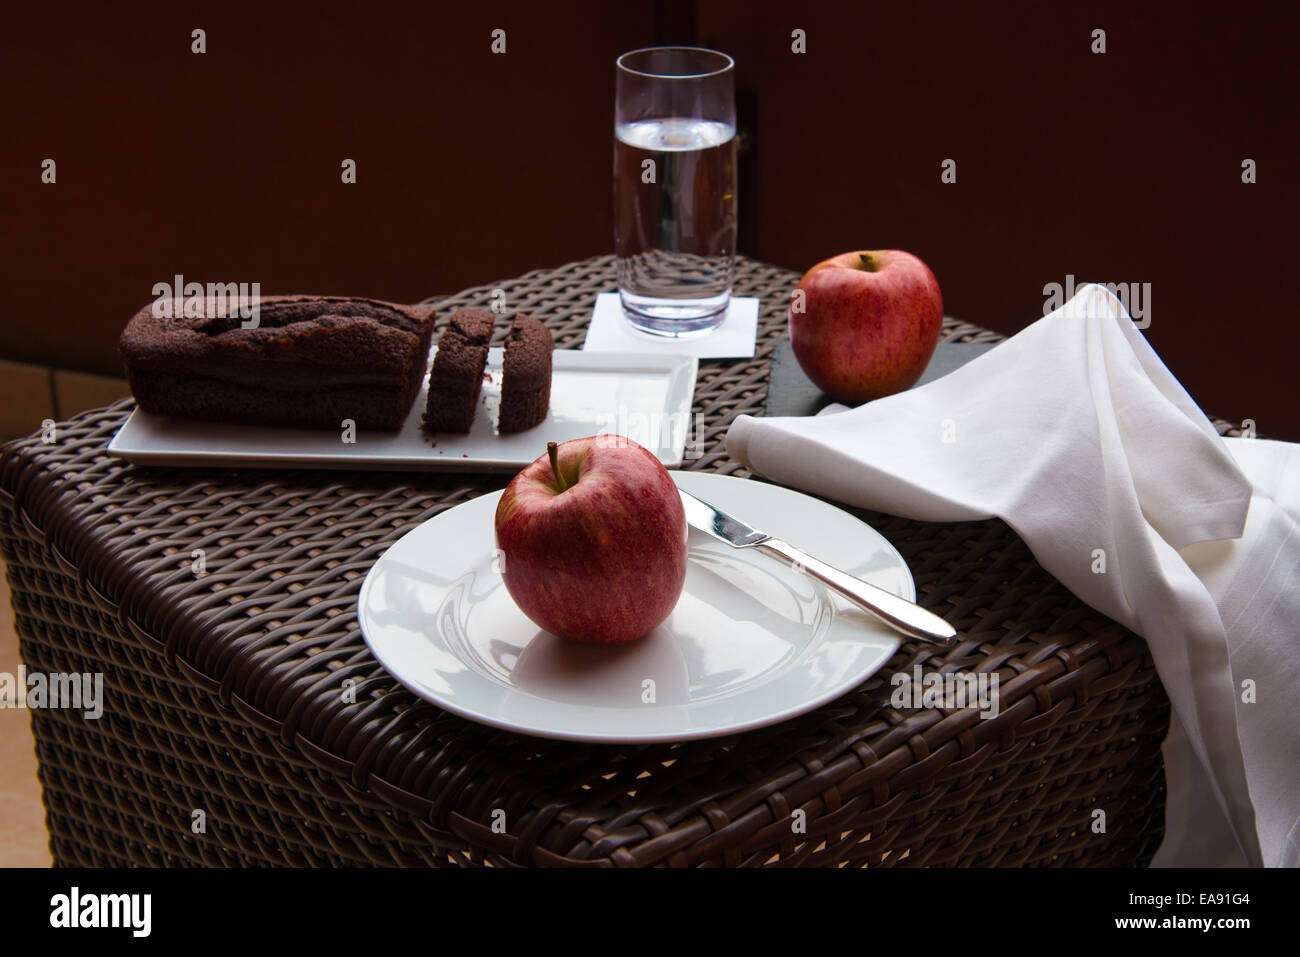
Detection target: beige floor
<box><xmin>0</xmin><ymin>558</ymin><xmax>52</xmax><ymax>866</ymax></box>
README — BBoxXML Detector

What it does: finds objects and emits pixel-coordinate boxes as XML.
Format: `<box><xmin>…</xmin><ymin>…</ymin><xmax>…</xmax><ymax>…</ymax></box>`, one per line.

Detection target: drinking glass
<box><xmin>614</xmin><ymin>47</ymin><xmax>737</xmax><ymax>338</ymax></box>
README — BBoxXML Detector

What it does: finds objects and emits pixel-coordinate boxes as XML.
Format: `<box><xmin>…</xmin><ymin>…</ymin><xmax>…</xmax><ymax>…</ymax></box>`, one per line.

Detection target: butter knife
<box><xmin>679</xmin><ymin>489</ymin><xmax>957</xmax><ymax>648</ymax></box>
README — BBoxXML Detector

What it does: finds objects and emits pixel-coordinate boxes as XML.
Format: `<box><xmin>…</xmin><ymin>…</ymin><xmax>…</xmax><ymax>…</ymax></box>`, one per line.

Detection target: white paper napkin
<box><xmin>583</xmin><ymin>292</ymin><xmax>758</xmax><ymax>358</ymax></box>
<box><xmin>727</xmin><ymin>283</ymin><xmax>1299</xmax><ymax>867</ymax></box>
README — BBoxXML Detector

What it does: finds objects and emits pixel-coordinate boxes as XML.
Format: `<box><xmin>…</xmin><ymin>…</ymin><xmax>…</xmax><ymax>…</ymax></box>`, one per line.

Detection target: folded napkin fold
<box><xmin>727</xmin><ymin>284</ymin><xmax>1299</xmax><ymax>866</ymax></box>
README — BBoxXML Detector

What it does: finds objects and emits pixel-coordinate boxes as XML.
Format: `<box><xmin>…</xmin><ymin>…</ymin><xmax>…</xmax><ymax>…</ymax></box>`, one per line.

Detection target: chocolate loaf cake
<box><xmin>119</xmin><ymin>295</ymin><xmax>436</xmax><ymax>431</ymax></box>
<box><xmin>497</xmin><ymin>314</ymin><xmax>553</xmax><ymax>433</ymax></box>
<box><xmin>422</xmin><ymin>308</ymin><xmax>494</xmax><ymax>434</ymax></box>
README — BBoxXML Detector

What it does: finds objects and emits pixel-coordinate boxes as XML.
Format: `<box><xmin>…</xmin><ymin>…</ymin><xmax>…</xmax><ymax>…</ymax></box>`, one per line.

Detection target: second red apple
<box><xmin>789</xmin><ymin>250</ymin><xmax>943</xmax><ymax>404</ymax></box>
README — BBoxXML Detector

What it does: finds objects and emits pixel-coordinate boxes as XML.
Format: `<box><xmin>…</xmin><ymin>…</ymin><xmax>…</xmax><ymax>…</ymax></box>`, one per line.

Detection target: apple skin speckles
<box><xmin>493</xmin><ymin>435</ymin><xmax>688</xmax><ymax>645</ymax></box>
<box><xmin>789</xmin><ymin>249</ymin><xmax>943</xmax><ymax>405</ymax></box>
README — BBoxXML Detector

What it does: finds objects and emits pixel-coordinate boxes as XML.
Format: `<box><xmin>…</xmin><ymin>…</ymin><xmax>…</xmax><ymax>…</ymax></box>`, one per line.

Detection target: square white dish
<box><xmin>107</xmin><ymin>349</ymin><xmax>699</xmax><ymax>471</ymax></box>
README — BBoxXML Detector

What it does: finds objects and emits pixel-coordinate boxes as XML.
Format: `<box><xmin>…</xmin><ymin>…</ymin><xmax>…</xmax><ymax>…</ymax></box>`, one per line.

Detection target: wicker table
<box><xmin>2</xmin><ymin>256</ymin><xmax>1184</xmax><ymax>867</ymax></box>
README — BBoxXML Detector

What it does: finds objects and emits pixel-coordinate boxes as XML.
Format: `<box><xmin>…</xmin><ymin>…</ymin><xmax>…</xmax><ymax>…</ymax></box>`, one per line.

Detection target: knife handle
<box><xmin>758</xmin><ymin>538</ymin><xmax>957</xmax><ymax>648</ymax></box>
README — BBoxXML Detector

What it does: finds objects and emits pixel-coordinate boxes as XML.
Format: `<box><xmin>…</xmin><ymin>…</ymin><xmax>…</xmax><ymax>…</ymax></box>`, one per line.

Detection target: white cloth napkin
<box><xmin>726</xmin><ymin>284</ymin><xmax>1300</xmax><ymax>867</ymax></box>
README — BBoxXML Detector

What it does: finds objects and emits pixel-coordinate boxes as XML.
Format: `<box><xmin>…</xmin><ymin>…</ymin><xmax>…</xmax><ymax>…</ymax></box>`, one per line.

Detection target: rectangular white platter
<box><xmin>107</xmin><ymin>349</ymin><xmax>699</xmax><ymax>471</ymax></box>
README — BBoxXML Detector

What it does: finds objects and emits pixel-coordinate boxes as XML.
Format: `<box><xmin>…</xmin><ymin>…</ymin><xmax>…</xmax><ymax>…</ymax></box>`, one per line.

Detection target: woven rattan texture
<box><xmin>1</xmin><ymin>256</ymin><xmax>1196</xmax><ymax>867</ymax></box>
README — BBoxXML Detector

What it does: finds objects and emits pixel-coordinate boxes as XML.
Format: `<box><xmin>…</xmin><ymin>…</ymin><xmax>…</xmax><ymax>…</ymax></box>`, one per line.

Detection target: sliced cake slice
<box><xmin>422</xmin><ymin>308</ymin><xmax>493</xmax><ymax>435</ymax></box>
<box><xmin>498</xmin><ymin>314</ymin><xmax>553</xmax><ymax>434</ymax></box>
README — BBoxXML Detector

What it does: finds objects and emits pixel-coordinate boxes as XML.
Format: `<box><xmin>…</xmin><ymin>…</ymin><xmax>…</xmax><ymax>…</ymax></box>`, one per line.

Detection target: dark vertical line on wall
<box><xmin>736</xmin><ymin>87</ymin><xmax>758</xmax><ymax>259</ymax></box>
<box><xmin>653</xmin><ymin>0</ymin><xmax>698</xmax><ymax>44</ymax></box>
<box><xmin>47</xmin><ymin>367</ymin><xmax>60</xmax><ymax>420</ymax></box>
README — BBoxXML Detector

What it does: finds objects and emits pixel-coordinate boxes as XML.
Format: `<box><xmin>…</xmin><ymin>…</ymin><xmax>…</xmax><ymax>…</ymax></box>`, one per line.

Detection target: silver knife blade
<box><xmin>677</xmin><ymin>487</ymin><xmax>957</xmax><ymax>647</ymax></box>
<box><xmin>679</xmin><ymin>489</ymin><xmax>769</xmax><ymax>548</ymax></box>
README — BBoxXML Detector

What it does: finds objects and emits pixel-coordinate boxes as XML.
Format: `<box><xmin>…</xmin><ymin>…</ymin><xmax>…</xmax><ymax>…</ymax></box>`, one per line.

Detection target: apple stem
<box><xmin>547</xmin><ymin>441</ymin><xmax>568</xmax><ymax>492</ymax></box>
<box><xmin>857</xmin><ymin>252</ymin><xmax>880</xmax><ymax>273</ymax></box>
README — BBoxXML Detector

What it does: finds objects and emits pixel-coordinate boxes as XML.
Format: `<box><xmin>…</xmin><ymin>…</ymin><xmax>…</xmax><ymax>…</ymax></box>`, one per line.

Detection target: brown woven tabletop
<box><xmin>3</xmin><ymin>255</ymin><xmax>1213</xmax><ymax>867</ymax></box>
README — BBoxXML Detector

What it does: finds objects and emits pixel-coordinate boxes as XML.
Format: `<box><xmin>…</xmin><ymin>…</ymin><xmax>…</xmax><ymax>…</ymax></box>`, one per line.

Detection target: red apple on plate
<box><xmin>789</xmin><ymin>249</ymin><xmax>943</xmax><ymax>403</ymax></box>
<box><xmin>494</xmin><ymin>435</ymin><xmax>688</xmax><ymax>645</ymax></box>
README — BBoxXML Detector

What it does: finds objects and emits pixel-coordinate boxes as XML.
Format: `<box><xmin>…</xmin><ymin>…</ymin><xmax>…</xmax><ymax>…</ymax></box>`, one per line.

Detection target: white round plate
<box><xmin>357</xmin><ymin>471</ymin><xmax>912</xmax><ymax>743</ymax></box>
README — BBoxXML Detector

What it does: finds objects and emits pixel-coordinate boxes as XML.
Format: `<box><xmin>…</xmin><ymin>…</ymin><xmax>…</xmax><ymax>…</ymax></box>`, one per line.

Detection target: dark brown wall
<box><xmin>698</xmin><ymin>1</ymin><xmax>1298</xmax><ymax>437</ymax></box>
<box><xmin>1</xmin><ymin>2</ymin><xmax>652</xmax><ymax>368</ymax></box>
<box><xmin>4</xmin><ymin>1</ymin><xmax>1297</xmax><ymax>437</ymax></box>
